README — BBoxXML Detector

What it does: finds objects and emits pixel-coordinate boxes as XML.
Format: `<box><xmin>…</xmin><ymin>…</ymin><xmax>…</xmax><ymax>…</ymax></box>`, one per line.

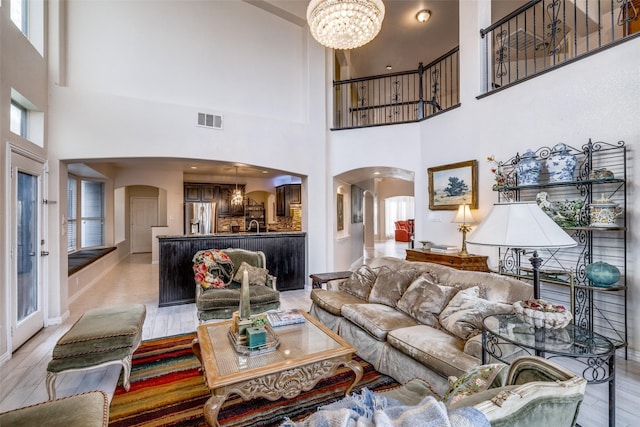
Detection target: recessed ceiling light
<box><xmin>190</xmin><ymin>166</ymin><xmax>198</xmax><ymax>169</ymax></box>
<box><xmin>416</xmin><ymin>9</ymin><xmax>431</xmax><ymax>23</ymax></box>
<box><xmin>385</xmin><ymin>65</ymin><xmax>392</xmax><ymax>70</ymax></box>
<box><xmin>262</xmin><ymin>170</ymin><xmax>269</xmax><ymax>174</ymax></box>
<box><xmin>373</xmin><ymin>171</ymin><xmax>381</xmax><ymax>175</ymax></box>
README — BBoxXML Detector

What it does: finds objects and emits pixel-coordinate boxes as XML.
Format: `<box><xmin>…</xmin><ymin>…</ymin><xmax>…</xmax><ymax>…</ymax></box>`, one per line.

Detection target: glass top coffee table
<box><xmin>192</xmin><ymin>310</ymin><xmax>362</xmax><ymax>427</ymax></box>
<box><xmin>483</xmin><ymin>313</ymin><xmax>616</xmax><ymax>427</ymax></box>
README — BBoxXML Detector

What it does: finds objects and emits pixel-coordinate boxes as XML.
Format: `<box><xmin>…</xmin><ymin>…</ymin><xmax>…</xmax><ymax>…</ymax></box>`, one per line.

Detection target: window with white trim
<box><xmin>67</xmin><ymin>177</ymin><xmax>105</xmax><ymax>251</ymax></box>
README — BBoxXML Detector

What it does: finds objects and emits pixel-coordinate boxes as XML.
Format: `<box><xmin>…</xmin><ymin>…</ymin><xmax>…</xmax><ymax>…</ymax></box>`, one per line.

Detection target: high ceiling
<box><xmin>72</xmin><ymin>0</ymin><xmax>525</xmax><ymax>185</ymax></box>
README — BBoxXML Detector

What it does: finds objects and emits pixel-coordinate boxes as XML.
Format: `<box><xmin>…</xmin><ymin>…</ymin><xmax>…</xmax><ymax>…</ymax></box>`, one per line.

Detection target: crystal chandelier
<box><xmin>306</xmin><ymin>0</ymin><xmax>385</xmax><ymax>50</ymax></box>
<box><xmin>231</xmin><ymin>166</ymin><xmax>243</xmax><ymax>206</ymax></box>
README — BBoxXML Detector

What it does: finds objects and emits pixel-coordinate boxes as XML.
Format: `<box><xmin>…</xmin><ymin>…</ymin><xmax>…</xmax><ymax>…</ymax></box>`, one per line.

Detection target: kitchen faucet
<box><xmin>249</xmin><ymin>219</ymin><xmax>260</xmax><ymax>233</ymax></box>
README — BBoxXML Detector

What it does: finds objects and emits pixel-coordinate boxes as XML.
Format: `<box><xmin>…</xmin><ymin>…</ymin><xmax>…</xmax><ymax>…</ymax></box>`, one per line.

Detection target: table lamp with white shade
<box><xmin>451</xmin><ymin>204</ymin><xmax>475</xmax><ymax>256</ymax></box>
<box><xmin>466</xmin><ymin>201</ymin><xmax>577</xmax><ymax>299</ymax></box>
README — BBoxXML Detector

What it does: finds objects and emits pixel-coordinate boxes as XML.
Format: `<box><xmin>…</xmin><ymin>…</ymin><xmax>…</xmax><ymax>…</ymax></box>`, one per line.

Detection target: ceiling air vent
<box><xmin>197</xmin><ymin>113</ymin><xmax>223</xmax><ymax>130</ymax></box>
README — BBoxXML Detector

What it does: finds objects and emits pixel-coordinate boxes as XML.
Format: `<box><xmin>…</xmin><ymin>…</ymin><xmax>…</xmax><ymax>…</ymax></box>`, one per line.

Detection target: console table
<box><xmin>483</xmin><ymin>313</ymin><xmax>616</xmax><ymax>427</ymax></box>
<box><xmin>405</xmin><ymin>249</ymin><xmax>489</xmax><ymax>272</ymax></box>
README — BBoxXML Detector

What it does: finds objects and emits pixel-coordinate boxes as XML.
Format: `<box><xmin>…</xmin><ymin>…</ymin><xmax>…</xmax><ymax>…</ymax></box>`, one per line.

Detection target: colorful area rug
<box><xmin>109</xmin><ymin>332</ymin><xmax>398</xmax><ymax>426</ymax></box>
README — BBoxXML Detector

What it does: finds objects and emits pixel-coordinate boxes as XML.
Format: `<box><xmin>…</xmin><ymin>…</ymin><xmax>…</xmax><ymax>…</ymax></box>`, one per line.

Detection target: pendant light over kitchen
<box><xmin>231</xmin><ymin>166</ymin><xmax>243</xmax><ymax>206</ymax></box>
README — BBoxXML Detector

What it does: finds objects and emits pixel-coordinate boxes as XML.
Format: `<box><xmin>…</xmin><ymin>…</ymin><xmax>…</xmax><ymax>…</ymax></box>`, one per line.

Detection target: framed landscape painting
<box><xmin>428</xmin><ymin>160</ymin><xmax>478</xmax><ymax>210</ymax></box>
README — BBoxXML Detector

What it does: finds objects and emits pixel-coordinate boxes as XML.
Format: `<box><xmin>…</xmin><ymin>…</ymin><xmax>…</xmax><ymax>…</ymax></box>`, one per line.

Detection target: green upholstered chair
<box><xmin>380</xmin><ymin>355</ymin><xmax>587</xmax><ymax>427</ymax></box>
<box><xmin>0</xmin><ymin>391</ymin><xmax>109</xmax><ymax>427</ymax></box>
<box><xmin>195</xmin><ymin>248</ymin><xmax>280</xmax><ymax>321</ymax></box>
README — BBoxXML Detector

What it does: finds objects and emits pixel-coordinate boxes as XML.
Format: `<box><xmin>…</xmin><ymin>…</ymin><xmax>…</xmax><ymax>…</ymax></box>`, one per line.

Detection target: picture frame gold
<box><xmin>428</xmin><ymin>160</ymin><xmax>478</xmax><ymax>210</ymax></box>
<box><xmin>337</xmin><ymin>193</ymin><xmax>344</xmax><ymax>231</ymax></box>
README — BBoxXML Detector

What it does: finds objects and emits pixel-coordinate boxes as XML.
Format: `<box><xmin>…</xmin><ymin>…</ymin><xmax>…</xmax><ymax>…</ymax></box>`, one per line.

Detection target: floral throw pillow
<box><xmin>232</xmin><ymin>261</ymin><xmax>269</xmax><ymax>286</ymax></box>
<box><xmin>442</xmin><ymin>363</ymin><xmax>508</xmax><ymax>406</ymax></box>
<box><xmin>192</xmin><ymin>249</ymin><xmax>234</xmax><ymax>289</ymax></box>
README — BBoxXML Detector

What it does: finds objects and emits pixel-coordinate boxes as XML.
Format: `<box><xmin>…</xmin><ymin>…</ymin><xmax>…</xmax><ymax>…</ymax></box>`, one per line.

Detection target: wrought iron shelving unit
<box><xmin>493</xmin><ymin>139</ymin><xmax>628</xmax><ymax>358</ymax></box>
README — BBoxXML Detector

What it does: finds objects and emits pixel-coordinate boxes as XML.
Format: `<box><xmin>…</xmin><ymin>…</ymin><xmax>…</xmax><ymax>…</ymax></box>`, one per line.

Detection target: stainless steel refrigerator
<box><xmin>184</xmin><ymin>202</ymin><xmax>217</xmax><ymax>235</ymax></box>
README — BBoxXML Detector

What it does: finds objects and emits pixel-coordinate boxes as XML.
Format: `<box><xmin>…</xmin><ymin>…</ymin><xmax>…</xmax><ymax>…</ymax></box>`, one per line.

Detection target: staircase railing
<box><xmin>481</xmin><ymin>0</ymin><xmax>639</xmax><ymax>94</ymax></box>
<box><xmin>332</xmin><ymin>47</ymin><xmax>459</xmax><ymax>130</ymax></box>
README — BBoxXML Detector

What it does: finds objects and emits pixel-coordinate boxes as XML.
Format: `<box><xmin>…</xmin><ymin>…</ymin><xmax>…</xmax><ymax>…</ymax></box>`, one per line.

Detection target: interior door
<box><xmin>131</xmin><ymin>197</ymin><xmax>158</xmax><ymax>253</ymax></box>
<box><xmin>10</xmin><ymin>153</ymin><xmax>46</xmax><ymax>350</ymax></box>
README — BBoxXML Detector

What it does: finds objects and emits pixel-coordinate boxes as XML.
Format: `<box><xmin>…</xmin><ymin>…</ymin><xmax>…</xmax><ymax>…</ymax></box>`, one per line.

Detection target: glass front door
<box><xmin>11</xmin><ymin>153</ymin><xmax>45</xmax><ymax>350</ymax></box>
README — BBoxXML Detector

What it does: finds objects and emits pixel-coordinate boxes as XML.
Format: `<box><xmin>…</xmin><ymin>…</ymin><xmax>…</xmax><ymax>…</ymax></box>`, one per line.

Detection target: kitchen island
<box><xmin>158</xmin><ymin>232</ymin><xmax>306</xmax><ymax>306</ymax></box>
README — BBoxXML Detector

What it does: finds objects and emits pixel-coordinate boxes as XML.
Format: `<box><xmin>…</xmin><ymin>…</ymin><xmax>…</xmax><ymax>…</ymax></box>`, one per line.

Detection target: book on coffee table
<box><xmin>266</xmin><ymin>309</ymin><xmax>306</xmax><ymax>327</ymax></box>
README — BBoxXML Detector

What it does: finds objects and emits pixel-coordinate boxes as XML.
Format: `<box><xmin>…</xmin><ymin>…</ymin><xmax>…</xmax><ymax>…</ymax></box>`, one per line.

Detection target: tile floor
<box><xmin>0</xmin><ymin>240</ymin><xmax>637</xmax><ymax>426</ymax></box>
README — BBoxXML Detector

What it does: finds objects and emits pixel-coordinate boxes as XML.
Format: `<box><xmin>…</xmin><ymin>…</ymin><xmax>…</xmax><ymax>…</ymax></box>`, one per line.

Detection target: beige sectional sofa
<box><xmin>309</xmin><ymin>256</ymin><xmax>533</xmax><ymax>393</ymax></box>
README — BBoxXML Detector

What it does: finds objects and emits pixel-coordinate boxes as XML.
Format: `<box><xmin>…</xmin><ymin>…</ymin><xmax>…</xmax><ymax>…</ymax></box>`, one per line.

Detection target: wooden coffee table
<box><xmin>192</xmin><ymin>311</ymin><xmax>362</xmax><ymax>426</ymax></box>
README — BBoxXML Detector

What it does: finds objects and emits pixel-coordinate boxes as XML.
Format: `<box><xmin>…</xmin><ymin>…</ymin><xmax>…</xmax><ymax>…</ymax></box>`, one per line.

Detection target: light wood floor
<box><xmin>0</xmin><ymin>241</ymin><xmax>637</xmax><ymax>426</ymax></box>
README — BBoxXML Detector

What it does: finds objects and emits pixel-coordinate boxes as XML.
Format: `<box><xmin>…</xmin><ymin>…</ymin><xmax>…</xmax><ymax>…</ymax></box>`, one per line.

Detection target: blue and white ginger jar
<box><xmin>546</xmin><ymin>143</ymin><xmax>577</xmax><ymax>183</ymax></box>
<box><xmin>515</xmin><ymin>150</ymin><xmax>541</xmax><ymax>186</ymax></box>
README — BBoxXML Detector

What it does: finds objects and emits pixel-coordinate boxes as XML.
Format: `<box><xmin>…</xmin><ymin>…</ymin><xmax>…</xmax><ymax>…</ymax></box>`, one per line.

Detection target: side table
<box><xmin>483</xmin><ymin>313</ymin><xmax>616</xmax><ymax>427</ymax></box>
<box><xmin>405</xmin><ymin>249</ymin><xmax>489</xmax><ymax>272</ymax></box>
<box><xmin>309</xmin><ymin>271</ymin><xmax>352</xmax><ymax>289</ymax></box>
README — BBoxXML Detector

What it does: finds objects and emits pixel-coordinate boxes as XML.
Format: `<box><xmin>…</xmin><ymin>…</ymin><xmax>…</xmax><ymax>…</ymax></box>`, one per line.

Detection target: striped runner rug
<box><xmin>109</xmin><ymin>332</ymin><xmax>398</xmax><ymax>426</ymax></box>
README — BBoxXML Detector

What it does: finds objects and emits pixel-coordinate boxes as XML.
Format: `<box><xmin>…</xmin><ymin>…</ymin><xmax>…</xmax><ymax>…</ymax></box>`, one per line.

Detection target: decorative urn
<box><xmin>546</xmin><ymin>143</ymin><xmax>577</xmax><ymax>183</ymax></box>
<box><xmin>589</xmin><ymin>195</ymin><xmax>623</xmax><ymax>227</ymax></box>
<box><xmin>515</xmin><ymin>150</ymin><xmax>541</xmax><ymax>186</ymax></box>
<box><xmin>585</xmin><ymin>262</ymin><xmax>621</xmax><ymax>287</ymax></box>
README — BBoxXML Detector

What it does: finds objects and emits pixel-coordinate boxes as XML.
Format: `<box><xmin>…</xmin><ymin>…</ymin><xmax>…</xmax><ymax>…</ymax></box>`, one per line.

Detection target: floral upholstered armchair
<box><xmin>193</xmin><ymin>248</ymin><xmax>280</xmax><ymax>322</ymax></box>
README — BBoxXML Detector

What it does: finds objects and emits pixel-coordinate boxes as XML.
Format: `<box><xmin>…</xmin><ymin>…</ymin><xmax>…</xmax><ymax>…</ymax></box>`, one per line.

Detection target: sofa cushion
<box><xmin>387</xmin><ymin>325</ymin><xmax>479</xmax><ymax>378</ymax></box>
<box><xmin>232</xmin><ymin>261</ymin><xmax>268</xmax><ymax>286</ymax></box>
<box><xmin>368</xmin><ymin>266</ymin><xmax>418</xmax><ymax>307</ymax></box>
<box><xmin>310</xmin><ymin>289</ymin><xmax>366</xmax><ymax>316</ymax></box>
<box><xmin>396</xmin><ymin>274</ymin><xmax>459</xmax><ymax>327</ymax></box>
<box><xmin>196</xmin><ymin>284</ymin><xmax>279</xmax><ymax>310</ymax></box>
<box><xmin>341</xmin><ymin>303</ymin><xmax>418</xmax><ymax>341</ymax></box>
<box><xmin>338</xmin><ymin>265</ymin><xmax>378</xmax><ymax>300</ymax></box>
<box><xmin>439</xmin><ymin>287</ymin><xmax>514</xmax><ymax>340</ymax></box>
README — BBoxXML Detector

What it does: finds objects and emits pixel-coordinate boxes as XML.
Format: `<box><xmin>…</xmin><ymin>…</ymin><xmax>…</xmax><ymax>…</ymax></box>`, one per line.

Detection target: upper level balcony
<box><xmin>332</xmin><ymin>0</ymin><xmax>639</xmax><ymax>130</ymax></box>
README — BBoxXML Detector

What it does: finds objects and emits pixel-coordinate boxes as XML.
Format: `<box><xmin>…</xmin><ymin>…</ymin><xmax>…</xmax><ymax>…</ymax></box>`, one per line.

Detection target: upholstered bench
<box><xmin>0</xmin><ymin>390</ymin><xmax>109</xmax><ymax>426</ymax></box>
<box><xmin>46</xmin><ymin>304</ymin><xmax>146</xmax><ymax>400</ymax></box>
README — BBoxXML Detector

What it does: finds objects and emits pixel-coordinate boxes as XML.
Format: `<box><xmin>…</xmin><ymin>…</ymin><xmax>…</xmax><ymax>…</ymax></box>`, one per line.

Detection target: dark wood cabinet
<box><xmin>406</xmin><ymin>249</ymin><xmax>490</xmax><ymax>272</ymax></box>
<box><xmin>201</xmin><ymin>185</ymin><xmax>218</xmax><ymax>202</ymax></box>
<box><xmin>276</xmin><ymin>184</ymin><xmax>301</xmax><ymax>217</ymax></box>
<box><xmin>184</xmin><ymin>184</ymin><xmax>202</xmax><ymax>202</ymax></box>
<box><xmin>187</xmin><ymin>183</ymin><xmax>244</xmax><ymax>217</ymax></box>
<box><xmin>184</xmin><ymin>183</ymin><xmax>219</xmax><ymax>203</ymax></box>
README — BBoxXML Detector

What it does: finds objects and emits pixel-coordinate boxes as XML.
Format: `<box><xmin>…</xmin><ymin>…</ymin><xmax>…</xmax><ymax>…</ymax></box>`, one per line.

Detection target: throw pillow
<box><xmin>442</xmin><ymin>363</ymin><xmax>508</xmax><ymax>406</ymax></box>
<box><xmin>338</xmin><ymin>265</ymin><xmax>378</xmax><ymax>300</ymax></box>
<box><xmin>192</xmin><ymin>249</ymin><xmax>234</xmax><ymax>289</ymax></box>
<box><xmin>396</xmin><ymin>274</ymin><xmax>459</xmax><ymax>327</ymax></box>
<box><xmin>232</xmin><ymin>261</ymin><xmax>269</xmax><ymax>286</ymax></box>
<box><xmin>368</xmin><ymin>266</ymin><xmax>418</xmax><ymax>308</ymax></box>
<box><xmin>439</xmin><ymin>286</ymin><xmax>514</xmax><ymax>340</ymax></box>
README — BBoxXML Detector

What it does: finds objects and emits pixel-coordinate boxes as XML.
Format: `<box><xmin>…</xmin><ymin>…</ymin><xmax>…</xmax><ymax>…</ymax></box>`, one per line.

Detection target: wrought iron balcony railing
<box><xmin>481</xmin><ymin>0</ymin><xmax>639</xmax><ymax>93</ymax></box>
<box><xmin>332</xmin><ymin>47</ymin><xmax>459</xmax><ymax>130</ymax></box>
